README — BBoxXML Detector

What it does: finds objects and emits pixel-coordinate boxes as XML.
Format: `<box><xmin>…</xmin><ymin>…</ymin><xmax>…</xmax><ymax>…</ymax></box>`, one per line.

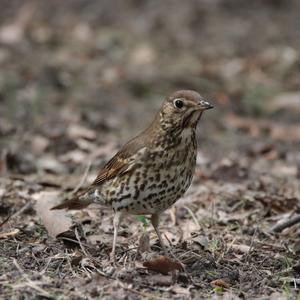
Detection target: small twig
<box><xmin>183</xmin><ymin>205</ymin><xmax>200</xmax><ymax>230</ymax></box>
<box><xmin>74</xmin><ymin>227</ymin><xmax>90</xmax><ymax>258</ymax></box>
<box><xmin>279</xmin><ymin>277</ymin><xmax>300</xmax><ymax>285</ymax></box>
<box><xmin>270</xmin><ymin>214</ymin><xmax>300</xmax><ymax>233</ymax></box>
<box><xmin>66</xmin><ymin>255</ymin><xmax>78</xmax><ymax>277</ymax></box>
<box><xmin>245</xmin><ymin>225</ymin><xmax>259</xmax><ymax>262</ymax></box>
<box><xmin>209</xmin><ymin>196</ymin><xmax>216</xmax><ymax>227</ymax></box>
<box><xmin>0</xmin><ymin>201</ymin><xmax>32</xmax><ymax>228</ymax></box>
<box><xmin>56</xmin><ymin>236</ymin><xmax>93</xmax><ymax>248</ymax></box>
<box><xmin>71</xmin><ymin>160</ymin><xmax>91</xmax><ymax>195</ymax></box>
<box><xmin>40</xmin><ymin>257</ymin><xmax>52</xmax><ymax>275</ymax></box>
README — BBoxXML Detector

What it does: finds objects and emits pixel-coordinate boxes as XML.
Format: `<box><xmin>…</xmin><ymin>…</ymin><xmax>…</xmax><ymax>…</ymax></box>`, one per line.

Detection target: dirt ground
<box><xmin>0</xmin><ymin>1</ymin><xmax>300</xmax><ymax>299</ymax></box>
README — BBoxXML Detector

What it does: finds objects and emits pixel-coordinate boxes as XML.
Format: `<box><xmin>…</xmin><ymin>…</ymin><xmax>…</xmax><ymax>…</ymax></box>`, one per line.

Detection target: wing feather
<box><xmin>91</xmin><ymin>137</ymin><xmax>147</xmax><ymax>186</ymax></box>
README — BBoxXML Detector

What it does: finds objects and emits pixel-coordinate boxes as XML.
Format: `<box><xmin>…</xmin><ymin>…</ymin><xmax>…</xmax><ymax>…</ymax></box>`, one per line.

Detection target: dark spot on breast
<box><xmin>145</xmin><ymin>193</ymin><xmax>158</xmax><ymax>201</ymax></box>
<box><xmin>134</xmin><ymin>176</ymin><xmax>141</xmax><ymax>184</ymax></box>
<box><xmin>149</xmin><ymin>183</ymin><xmax>157</xmax><ymax>189</ymax></box>
<box><xmin>161</xmin><ymin>180</ymin><xmax>167</xmax><ymax>187</ymax></box>
<box><xmin>155</xmin><ymin>173</ymin><xmax>161</xmax><ymax>182</ymax></box>
<box><xmin>154</xmin><ymin>198</ymin><xmax>160</xmax><ymax>204</ymax></box>
<box><xmin>118</xmin><ymin>193</ymin><xmax>131</xmax><ymax>202</ymax></box>
<box><xmin>134</xmin><ymin>189</ymin><xmax>140</xmax><ymax>200</ymax></box>
<box><xmin>120</xmin><ymin>182</ymin><xmax>125</xmax><ymax>194</ymax></box>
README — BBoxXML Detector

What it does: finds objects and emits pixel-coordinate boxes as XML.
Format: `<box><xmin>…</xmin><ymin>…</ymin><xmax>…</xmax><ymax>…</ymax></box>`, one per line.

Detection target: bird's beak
<box><xmin>198</xmin><ymin>100</ymin><xmax>214</xmax><ymax>111</ymax></box>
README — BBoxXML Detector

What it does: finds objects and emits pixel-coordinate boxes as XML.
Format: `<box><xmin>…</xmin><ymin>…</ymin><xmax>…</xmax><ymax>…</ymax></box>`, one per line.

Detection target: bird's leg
<box><xmin>110</xmin><ymin>210</ymin><xmax>124</xmax><ymax>264</ymax></box>
<box><xmin>151</xmin><ymin>213</ymin><xmax>168</xmax><ymax>255</ymax></box>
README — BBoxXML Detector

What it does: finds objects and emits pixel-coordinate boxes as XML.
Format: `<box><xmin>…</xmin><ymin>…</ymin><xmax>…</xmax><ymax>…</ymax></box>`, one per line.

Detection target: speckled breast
<box><xmin>100</xmin><ymin>128</ymin><xmax>197</xmax><ymax>215</ymax></box>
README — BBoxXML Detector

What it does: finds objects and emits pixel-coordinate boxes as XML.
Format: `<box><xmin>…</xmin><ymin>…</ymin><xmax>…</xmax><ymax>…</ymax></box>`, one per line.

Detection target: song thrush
<box><xmin>52</xmin><ymin>90</ymin><xmax>213</xmax><ymax>261</ymax></box>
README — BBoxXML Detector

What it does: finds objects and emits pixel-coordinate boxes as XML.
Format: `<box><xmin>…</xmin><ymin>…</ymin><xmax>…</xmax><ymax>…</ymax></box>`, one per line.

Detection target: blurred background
<box><xmin>0</xmin><ymin>0</ymin><xmax>300</xmax><ymax>180</ymax></box>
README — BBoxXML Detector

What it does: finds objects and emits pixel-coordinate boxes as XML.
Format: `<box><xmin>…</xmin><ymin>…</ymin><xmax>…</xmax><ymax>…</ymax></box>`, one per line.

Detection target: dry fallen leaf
<box><xmin>67</xmin><ymin>124</ymin><xmax>96</xmax><ymax>141</ymax></box>
<box><xmin>137</xmin><ymin>232</ymin><xmax>150</xmax><ymax>254</ymax></box>
<box><xmin>210</xmin><ymin>279</ymin><xmax>230</xmax><ymax>289</ymax></box>
<box><xmin>33</xmin><ymin>191</ymin><xmax>73</xmax><ymax>238</ymax></box>
<box><xmin>36</xmin><ymin>155</ymin><xmax>67</xmax><ymax>174</ymax></box>
<box><xmin>71</xmin><ymin>251</ymin><xmax>83</xmax><ymax>266</ymax></box>
<box><xmin>0</xmin><ymin>229</ymin><xmax>20</xmax><ymax>239</ymax></box>
<box><xmin>31</xmin><ymin>135</ymin><xmax>50</xmax><ymax>154</ymax></box>
<box><xmin>143</xmin><ymin>256</ymin><xmax>183</xmax><ymax>275</ymax></box>
<box><xmin>192</xmin><ymin>235</ymin><xmax>209</xmax><ymax>250</ymax></box>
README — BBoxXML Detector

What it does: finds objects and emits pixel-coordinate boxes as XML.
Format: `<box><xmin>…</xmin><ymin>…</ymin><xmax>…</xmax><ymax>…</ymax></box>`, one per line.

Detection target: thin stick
<box><xmin>0</xmin><ymin>201</ymin><xmax>32</xmax><ymax>228</ymax></box>
<box><xmin>183</xmin><ymin>205</ymin><xmax>200</xmax><ymax>230</ymax></box>
<box><xmin>71</xmin><ymin>160</ymin><xmax>92</xmax><ymax>195</ymax></box>
<box><xmin>57</xmin><ymin>236</ymin><xmax>93</xmax><ymax>248</ymax></box>
<box><xmin>74</xmin><ymin>227</ymin><xmax>89</xmax><ymax>258</ymax></box>
<box><xmin>270</xmin><ymin>214</ymin><xmax>300</xmax><ymax>233</ymax></box>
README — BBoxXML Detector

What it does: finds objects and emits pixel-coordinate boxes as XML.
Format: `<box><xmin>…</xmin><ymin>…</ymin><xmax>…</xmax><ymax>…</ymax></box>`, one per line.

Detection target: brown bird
<box><xmin>52</xmin><ymin>90</ymin><xmax>213</xmax><ymax>262</ymax></box>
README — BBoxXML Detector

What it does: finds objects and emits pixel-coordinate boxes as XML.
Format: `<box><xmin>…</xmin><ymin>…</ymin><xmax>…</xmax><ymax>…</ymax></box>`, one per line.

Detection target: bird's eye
<box><xmin>174</xmin><ymin>99</ymin><xmax>184</xmax><ymax>109</ymax></box>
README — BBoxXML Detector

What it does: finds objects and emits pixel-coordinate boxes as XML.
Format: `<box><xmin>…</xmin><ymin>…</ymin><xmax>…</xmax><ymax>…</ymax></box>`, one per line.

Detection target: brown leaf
<box><xmin>143</xmin><ymin>256</ymin><xmax>183</xmax><ymax>275</ymax></box>
<box><xmin>210</xmin><ymin>279</ymin><xmax>230</xmax><ymax>289</ymax></box>
<box><xmin>33</xmin><ymin>191</ymin><xmax>73</xmax><ymax>238</ymax></box>
<box><xmin>71</xmin><ymin>251</ymin><xmax>83</xmax><ymax>266</ymax></box>
<box><xmin>0</xmin><ymin>229</ymin><xmax>20</xmax><ymax>239</ymax></box>
<box><xmin>137</xmin><ymin>232</ymin><xmax>150</xmax><ymax>254</ymax></box>
<box><xmin>67</xmin><ymin>124</ymin><xmax>96</xmax><ymax>141</ymax></box>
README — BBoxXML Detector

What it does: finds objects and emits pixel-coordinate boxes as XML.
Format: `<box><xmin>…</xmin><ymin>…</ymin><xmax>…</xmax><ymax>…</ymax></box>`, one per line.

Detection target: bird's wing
<box><xmin>50</xmin><ymin>135</ymin><xmax>148</xmax><ymax>211</ymax></box>
<box><xmin>91</xmin><ymin>137</ymin><xmax>147</xmax><ymax>186</ymax></box>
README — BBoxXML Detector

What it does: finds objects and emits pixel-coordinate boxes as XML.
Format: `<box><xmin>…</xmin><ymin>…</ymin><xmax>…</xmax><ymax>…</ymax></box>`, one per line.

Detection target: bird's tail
<box><xmin>51</xmin><ymin>189</ymin><xmax>94</xmax><ymax>210</ymax></box>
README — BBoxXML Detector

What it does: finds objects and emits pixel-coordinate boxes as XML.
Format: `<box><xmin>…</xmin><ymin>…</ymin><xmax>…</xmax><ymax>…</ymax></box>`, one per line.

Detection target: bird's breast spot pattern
<box><xmin>100</xmin><ymin>124</ymin><xmax>197</xmax><ymax>214</ymax></box>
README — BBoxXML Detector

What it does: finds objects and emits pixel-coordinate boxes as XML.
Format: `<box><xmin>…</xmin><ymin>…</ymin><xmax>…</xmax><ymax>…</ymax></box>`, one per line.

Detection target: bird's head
<box><xmin>159</xmin><ymin>90</ymin><xmax>213</xmax><ymax>130</ymax></box>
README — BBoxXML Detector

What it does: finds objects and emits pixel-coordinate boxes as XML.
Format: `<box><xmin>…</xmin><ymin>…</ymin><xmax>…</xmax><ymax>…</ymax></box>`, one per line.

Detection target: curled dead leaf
<box><xmin>137</xmin><ymin>232</ymin><xmax>150</xmax><ymax>254</ymax></box>
<box><xmin>210</xmin><ymin>279</ymin><xmax>230</xmax><ymax>289</ymax></box>
<box><xmin>143</xmin><ymin>256</ymin><xmax>183</xmax><ymax>275</ymax></box>
<box><xmin>33</xmin><ymin>191</ymin><xmax>73</xmax><ymax>238</ymax></box>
